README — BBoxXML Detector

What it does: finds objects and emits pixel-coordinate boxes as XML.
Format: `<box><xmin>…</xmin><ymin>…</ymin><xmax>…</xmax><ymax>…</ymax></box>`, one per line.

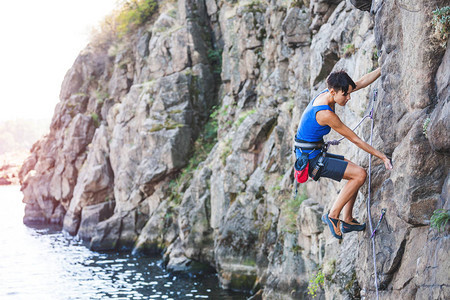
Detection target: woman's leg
<box><xmin>328</xmin><ymin>160</ymin><xmax>366</xmax><ymax>221</ymax></box>
<box><xmin>341</xmin><ymin>190</ymin><xmax>357</xmax><ymax>223</ymax></box>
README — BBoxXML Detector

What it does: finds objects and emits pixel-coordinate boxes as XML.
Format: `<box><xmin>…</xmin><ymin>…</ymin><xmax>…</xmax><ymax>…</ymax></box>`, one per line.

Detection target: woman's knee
<box><xmin>356</xmin><ymin>167</ymin><xmax>367</xmax><ymax>185</ymax></box>
<box><xmin>344</xmin><ymin>162</ymin><xmax>367</xmax><ymax>184</ymax></box>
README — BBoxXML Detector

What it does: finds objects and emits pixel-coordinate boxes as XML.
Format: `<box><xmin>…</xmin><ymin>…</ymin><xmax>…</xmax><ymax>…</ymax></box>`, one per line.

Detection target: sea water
<box><xmin>0</xmin><ymin>185</ymin><xmax>248</xmax><ymax>300</ymax></box>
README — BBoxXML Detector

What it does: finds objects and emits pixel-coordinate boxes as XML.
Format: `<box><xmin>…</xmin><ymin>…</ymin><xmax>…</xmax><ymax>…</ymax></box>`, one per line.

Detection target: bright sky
<box><xmin>0</xmin><ymin>0</ymin><xmax>118</xmax><ymax>122</ymax></box>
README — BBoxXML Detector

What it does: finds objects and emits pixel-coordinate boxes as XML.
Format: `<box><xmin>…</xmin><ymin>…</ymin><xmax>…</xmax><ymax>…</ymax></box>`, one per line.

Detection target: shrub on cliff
<box><xmin>89</xmin><ymin>0</ymin><xmax>158</xmax><ymax>49</ymax></box>
<box><xmin>430</xmin><ymin>209</ymin><xmax>450</xmax><ymax>232</ymax></box>
<box><xmin>115</xmin><ymin>0</ymin><xmax>158</xmax><ymax>37</ymax></box>
<box><xmin>432</xmin><ymin>6</ymin><xmax>450</xmax><ymax>47</ymax></box>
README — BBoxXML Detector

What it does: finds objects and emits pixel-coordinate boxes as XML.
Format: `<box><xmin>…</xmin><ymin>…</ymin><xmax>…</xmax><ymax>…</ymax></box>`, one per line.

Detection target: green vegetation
<box><xmin>207</xmin><ymin>49</ymin><xmax>223</xmax><ymax>75</ymax></box>
<box><xmin>342</xmin><ymin>44</ymin><xmax>355</xmax><ymax>58</ymax></box>
<box><xmin>95</xmin><ymin>89</ymin><xmax>109</xmax><ymax>102</ymax></box>
<box><xmin>281</xmin><ymin>186</ymin><xmax>308</xmax><ymax>233</ymax></box>
<box><xmin>241</xmin><ymin>257</ymin><xmax>257</xmax><ymax>267</ymax></box>
<box><xmin>168</xmin><ymin>109</ymin><xmax>184</xmax><ymax>115</ymax></box>
<box><xmin>89</xmin><ymin>0</ymin><xmax>158</xmax><ymax>49</ymax></box>
<box><xmin>214</xmin><ymin>104</ymin><xmax>233</xmax><ymax>129</ymax></box>
<box><xmin>229</xmin><ymin>273</ymin><xmax>258</xmax><ymax>291</ymax></box>
<box><xmin>167</xmin><ymin>8</ymin><xmax>177</xmax><ymax>19</ymax></box>
<box><xmin>164</xmin><ymin>210</ymin><xmax>174</xmax><ymax>221</ymax></box>
<box><xmin>242</xmin><ymin>0</ymin><xmax>265</xmax><ymax>14</ymax></box>
<box><xmin>186</xmin><ymin>72</ymin><xmax>200</xmax><ymax>103</ymax></box>
<box><xmin>209</xmin><ymin>105</ymin><xmax>220</xmax><ymax>125</ymax></box>
<box><xmin>91</xmin><ymin>113</ymin><xmax>100</xmax><ymax>128</ymax></box>
<box><xmin>270</xmin><ymin>184</ymin><xmax>281</xmax><ymax>193</ymax></box>
<box><xmin>203</xmin><ymin>107</ymin><xmax>219</xmax><ymax>142</ymax></box>
<box><xmin>371</xmin><ymin>47</ymin><xmax>380</xmax><ymax>69</ymax></box>
<box><xmin>308</xmin><ymin>269</ymin><xmax>324</xmax><ymax>298</ymax></box>
<box><xmin>116</xmin><ymin>0</ymin><xmax>158</xmax><ymax>37</ymax></box>
<box><xmin>326</xmin><ymin>259</ymin><xmax>336</xmax><ymax>279</ymax></box>
<box><xmin>220</xmin><ymin>138</ymin><xmax>233</xmax><ymax>166</ymax></box>
<box><xmin>422</xmin><ymin>117</ymin><xmax>431</xmax><ymax>138</ymax></box>
<box><xmin>286</xmin><ymin>99</ymin><xmax>295</xmax><ymax>114</ymax></box>
<box><xmin>149</xmin><ymin>118</ymin><xmax>184</xmax><ymax>132</ymax></box>
<box><xmin>344</xmin><ymin>271</ymin><xmax>357</xmax><ymax>292</ymax></box>
<box><xmin>235</xmin><ymin>109</ymin><xmax>256</xmax><ymax>128</ymax></box>
<box><xmin>168</xmin><ymin>107</ymin><xmax>219</xmax><ymax>204</ymax></box>
<box><xmin>290</xmin><ymin>0</ymin><xmax>305</xmax><ymax>9</ymax></box>
<box><xmin>430</xmin><ymin>209</ymin><xmax>450</xmax><ymax>232</ymax></box>
<box><xmin>96</xmin><ymin>98</ymin><xmax>105</xmax><ymax>106</ymax></box>
<box><xmin>322</xmin><ymin>259</ymin><xmax>336</xmax><ymax>283</ymax></box>
<box><xmin>372</xmin><ymin>48</ymin><xmax>379</xmax><ymax>60</ymax></box>
<box><xmin>432</xmin><ymin>6</ymin><xmax>450</xmax><ymax>47</ymax></box>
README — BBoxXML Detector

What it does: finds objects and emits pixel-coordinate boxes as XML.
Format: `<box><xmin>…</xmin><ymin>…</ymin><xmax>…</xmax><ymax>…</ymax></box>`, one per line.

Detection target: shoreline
<box><xmin>0</xmin><ymin>150</ymin><xmax>29</xmax><ymax>185</ymax></box>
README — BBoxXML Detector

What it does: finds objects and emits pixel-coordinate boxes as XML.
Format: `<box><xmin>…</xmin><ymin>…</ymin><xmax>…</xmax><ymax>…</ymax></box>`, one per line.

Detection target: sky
<box><xmin>0</xmin><ymin>0</ymin><xmax>119</xmax><ymax>123</ymax></box>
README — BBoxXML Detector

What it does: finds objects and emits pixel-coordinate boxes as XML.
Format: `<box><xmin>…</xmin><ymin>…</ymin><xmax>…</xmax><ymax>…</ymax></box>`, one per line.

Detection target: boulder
<box><xmin>133</xmin><ymin>200</ymin><xmax>179</xmax><ymax>255</ymax></box>
<box><xmin>78</xmin><ymin>201</ymin><xmax>115</xmax><ymax>242</ymax></box>
<box><xmin>89</xmin><ymin>215</ymin><xmax>122</xmax><ymax>251</ymax></box>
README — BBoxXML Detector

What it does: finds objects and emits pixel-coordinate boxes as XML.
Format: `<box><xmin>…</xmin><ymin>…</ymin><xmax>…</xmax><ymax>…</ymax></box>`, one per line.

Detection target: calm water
<box><xmin>0</xmin><ymin>186</ymin><xmax>248</xmax><ymax>300</ymax></box>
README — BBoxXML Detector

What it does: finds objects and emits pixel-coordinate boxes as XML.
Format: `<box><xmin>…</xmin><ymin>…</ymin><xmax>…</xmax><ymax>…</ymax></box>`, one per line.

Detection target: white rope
<box><xmin>367</xmin><ymin>89</ymin><xmax>380</xmax><ymax>299</ymax></box>
<box><xmin>367</xmin><ymin>104</ymin><xmax>380</xmax><ymax>300</ymax></box>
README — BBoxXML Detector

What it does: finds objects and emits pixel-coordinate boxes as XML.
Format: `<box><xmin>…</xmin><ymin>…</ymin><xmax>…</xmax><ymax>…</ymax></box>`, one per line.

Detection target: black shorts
<box><xmin>308</xmin><ymin>152</ymin><xmax>348</xmax><ymax>182</ymax></box>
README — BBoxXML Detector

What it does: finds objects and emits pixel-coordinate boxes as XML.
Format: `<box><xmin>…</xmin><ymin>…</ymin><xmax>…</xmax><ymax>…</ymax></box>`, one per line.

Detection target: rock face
<box><xmin>20</xmin><ymin>0</ymin><xmax>449</xmax><ymax>299</ymax></box>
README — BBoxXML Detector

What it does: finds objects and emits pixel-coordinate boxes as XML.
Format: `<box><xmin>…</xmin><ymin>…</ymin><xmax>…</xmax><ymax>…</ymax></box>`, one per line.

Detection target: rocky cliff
<box><xmin>20</xmin><ymin>0</ymin><xmax>449</xmax><ymax>299</ymax></box>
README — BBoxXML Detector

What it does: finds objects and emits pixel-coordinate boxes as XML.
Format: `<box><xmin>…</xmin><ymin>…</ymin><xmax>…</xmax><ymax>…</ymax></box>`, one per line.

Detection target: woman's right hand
<box><xmin>383</xmin><ymin>156</ymin><xmax>393</xmax><ymax>170</ymax></box>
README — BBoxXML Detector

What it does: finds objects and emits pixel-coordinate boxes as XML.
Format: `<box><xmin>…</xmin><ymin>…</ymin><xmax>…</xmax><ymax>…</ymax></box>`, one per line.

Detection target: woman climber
<box><xmin>294</xmin><ymin>68</ymin><xmax>392</xmax><ymax>239</ymax></box>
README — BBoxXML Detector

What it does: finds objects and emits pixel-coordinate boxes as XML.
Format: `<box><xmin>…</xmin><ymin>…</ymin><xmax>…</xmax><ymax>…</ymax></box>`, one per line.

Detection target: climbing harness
<box><xmin>294</xmin><ymin>139</ymin><xmax>324</xmax><ymax>180</ymax></box>
<box><xmin>293</xmin><ymin>139</ymin><xmax>325</xmax><ymax>196</ymax></box>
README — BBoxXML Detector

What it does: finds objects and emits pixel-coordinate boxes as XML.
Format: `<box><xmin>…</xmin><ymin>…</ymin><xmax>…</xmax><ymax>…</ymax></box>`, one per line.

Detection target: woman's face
<box><xmin>333</xmin><ymin>85</ymin><xmax>353</xmax><ymax>106</ymax></box>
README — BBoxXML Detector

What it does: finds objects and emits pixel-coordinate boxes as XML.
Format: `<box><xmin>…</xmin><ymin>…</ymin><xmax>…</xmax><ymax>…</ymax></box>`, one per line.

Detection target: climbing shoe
<box><xmin>341</xmin><ymin>218</ymin><xmax>366</xmax><ymax>233</ymax></box>
<box><xmin>322</xmin><ymin>213</ymin><xmax>342</xmax><ymax>239</ymax></box>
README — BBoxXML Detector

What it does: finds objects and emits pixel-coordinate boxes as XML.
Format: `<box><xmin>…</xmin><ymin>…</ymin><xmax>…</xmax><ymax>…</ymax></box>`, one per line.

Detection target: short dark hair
<box><xmin>326</xmin><ymin>70</ymin><xmax>356</xmax><ymax>95</ymax></box>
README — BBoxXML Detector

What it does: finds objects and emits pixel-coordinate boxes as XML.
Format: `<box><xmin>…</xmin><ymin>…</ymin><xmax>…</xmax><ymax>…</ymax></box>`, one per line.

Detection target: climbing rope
<box><xmin>330</xmin><ymin>89</ymin><xmax>383</xmax><ymax>299</ymax></box>
<box><xmin>324</xmin><ymin>89</ymin><xmax>384</xmax><ymax>299</ymax></box>
<box><xmin>366</xmin><ymin>89</ymin><xmax>381</xmax><ymax>300</ymax></box>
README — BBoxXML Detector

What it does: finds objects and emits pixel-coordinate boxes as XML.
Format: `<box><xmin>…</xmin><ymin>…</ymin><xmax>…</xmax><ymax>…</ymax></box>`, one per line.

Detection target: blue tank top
<box><xmin>295</xmin><ymin>89</ymin><xmax>334</xmax><ymax>159</ymax></box>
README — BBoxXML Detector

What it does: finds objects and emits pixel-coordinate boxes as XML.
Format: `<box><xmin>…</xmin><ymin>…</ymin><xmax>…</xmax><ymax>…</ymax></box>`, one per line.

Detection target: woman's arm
<box><xmin>352</xmin><ymin>67</ymin><xmax>381</xmax><ymax>93</ymax></box>
<box><xmin>317</xmin><ymin>110</ymin><xmax>393</xmax><ymax>170</ymax></box>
